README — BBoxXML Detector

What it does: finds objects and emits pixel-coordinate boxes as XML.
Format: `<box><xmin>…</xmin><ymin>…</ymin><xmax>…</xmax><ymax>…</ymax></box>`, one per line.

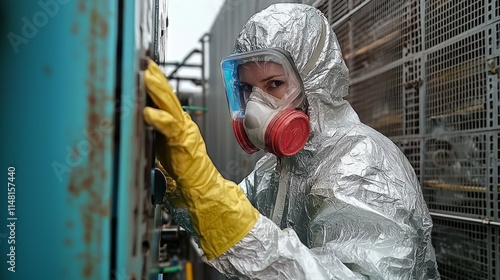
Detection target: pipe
<box><xmin>199</xmin><ymin>33</ymin><xmax>210</xmax><ymax>137</ymax></box>
<box><xmin>167</xmin><ymin>76</ymin><xmax>202</xmax><ymax>84</ymax></box>
<box><xmin>429</xmin><ymin>212</ymin><xmax>500</xmax><ymax>227</ymax></box>
<box><xmin>167</xmin><ymin>49</ymin><xmax>201</xmax><ymax>78</ymax></box>
<box><xmin>158</xmin><ymin>62</ymin><xmax>202</xmax><ymax>68</ymax></box>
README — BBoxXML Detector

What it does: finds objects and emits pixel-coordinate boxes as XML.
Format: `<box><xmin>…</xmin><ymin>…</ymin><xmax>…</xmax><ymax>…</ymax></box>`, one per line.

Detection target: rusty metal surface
<box><xmin>0</xmin><ymin>0</ymin><xmax>118</xmax><ymax>279</ymax></box>
<box><xmin>66</xmin><ymin>1</ymin><xmax>115</xmax><ymax>278</ymax></box>
<box><xmin>114</xmin><ymin>0</ymin><xmax>165</xmax><ymax>279</ymax></box>
<box><xmin>0</xmin><ymin>0</ymin><xmax>167</xmax><ymax>278</ymax></box>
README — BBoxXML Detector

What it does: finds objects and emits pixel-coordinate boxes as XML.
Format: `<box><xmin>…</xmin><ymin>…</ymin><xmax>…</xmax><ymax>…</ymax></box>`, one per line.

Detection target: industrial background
<box><xmin>1</xmin><ymin>0</ymin><xmax>498</xmax><ymax>279</ymax></box>
<box><xmin>197</xmin><ymin>0</ymin><xmax>500</xmax><ymax>279</ymax></box>
<box><xmin>310</xmin><ymin>1</ymin><xmax>500</xmax><ymax>279</ymax></box>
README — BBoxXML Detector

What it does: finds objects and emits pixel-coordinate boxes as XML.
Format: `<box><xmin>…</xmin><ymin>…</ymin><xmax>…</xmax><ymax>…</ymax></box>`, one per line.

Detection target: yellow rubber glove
<box><xmin>143</xmin><ymin>59</ymin><xmax>259</xmax><ymax>260</ymax></box>
<box><xmin>155</xmin><ymin>159</ymin><xmax>186</xmax><ymax>209</ymax></box>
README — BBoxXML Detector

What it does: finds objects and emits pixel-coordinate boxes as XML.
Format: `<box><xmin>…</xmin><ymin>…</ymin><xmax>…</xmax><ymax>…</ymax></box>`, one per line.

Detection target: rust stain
<box><xmin>68</xmin><ymin>181</ymin><xmax>79</xmax><ymax>196</ymax></box>
<box><xmin>43</xmin><ymin>66</ymin><xmax>52</xmax><ymax>76</ymax></box>
<box><xmin>82</xmin><ymin>209</ymin><xmax>92</xmax><ymax>244</ymax></box>
<box><xmin>71</xmin><ymin>22</ymin><xmax>79</xmax><ymax>35</ymax></box>
<box><xmin>83</xmin><ymin>177</ymin><xmax>93</xmax><ymax>188</ymax></box>
<box><xmin>130</xmin><ymin>73</ymin><xmax>143</xmax><ymax>257</ymax></box>
<box><xmin>89</xmin><ymin>113</ymin><xmax>101</xmax><ymax>132</ymax></box>
<box><xmin>79</xmin><ymin>252</ymin><xmax>93</xmax><ymax>278</ymax></box>
<box><xmin>71</xmin><ymin>147</ymin><xmax>80</xmax><ymax>158</ymax></box>
<box><xmin>67</xmin><ymin>2</ymin><xmax>112</xmax><ymax>279</ymax></box>
<box><xmin>76</xmin><ymin>251</ymin><xmax>104</xmax><ymax>278</ymax></box>
<box><xmin>83</xmin><ymin>262</ymin><xmax>92</xmax><ymax>278</ymax></box>
<box><xmin>78</xmin><ymin>0</ymin><xmax>85</xmax><ymax>12</ymax></box>
<box><xmin>90</xmin><ymin>9</ymin><xmax>108</xmax><ymax>38</ymax></box>
<box><xmin>131</xmin><ymin>206</ymin><xmax>138</xmax><ymax>256</ymax></box>
<box><xmin>64</xmin><ymin>239</ymin><xmax>73</xmax><ymax>247</ymax></box>
<box><xmin>99</xmin><ymin>58</ymin><xmax>108</xmax><ymax>82</ymax></box>
<box><xmin>88</xmin><ymin>59</ymin><xmax>97</xmax><ymax>76</ymax></box>
<box><xmin>136</xmin><ymin>70</ymin><xmax>155</xmax><ymax>280</ymax></box>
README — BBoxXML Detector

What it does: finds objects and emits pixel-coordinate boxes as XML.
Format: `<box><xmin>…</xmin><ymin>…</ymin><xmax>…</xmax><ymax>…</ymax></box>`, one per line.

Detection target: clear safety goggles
<box><xmin>220</xmin><ymin>48</ymin><xmax>306</xmax><ymax>119</ymax></box>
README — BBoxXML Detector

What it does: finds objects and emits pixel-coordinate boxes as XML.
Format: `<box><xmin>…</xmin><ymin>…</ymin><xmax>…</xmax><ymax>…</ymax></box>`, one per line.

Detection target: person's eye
<box><xmin>268</xmin><ymin>80</ymin><xmax>284</xmax><ymax>89</ymax></box>
<box><xmin>238</xmin><ymin>83</ymin><xmax>253</xmax><ymax>102</ymax></box>
<box><xmin>241</xmin><ymin>84</ymin><xmax>253</xmax><ymax>92</ymax></box>
<box><xmin>239</xmin><ymin>83</ymin><xmax>253</xmax><ymax>94</ymax></box>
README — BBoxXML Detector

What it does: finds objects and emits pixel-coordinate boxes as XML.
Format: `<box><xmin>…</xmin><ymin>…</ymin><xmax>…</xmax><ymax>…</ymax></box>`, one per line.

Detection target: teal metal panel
<box><xmin>114</xmin><ymin>0</ymin><xmax>170</xmax><ymax>278</ymax></box>
<box><xmin>114</xmin><ymin>0</ymin><xmax>155</xmax><ymax>278</ymax></box>
<box><xmin>0</xmin><ymin>1</ymin><xmax>117</xmax><ymax>279</ymax></box>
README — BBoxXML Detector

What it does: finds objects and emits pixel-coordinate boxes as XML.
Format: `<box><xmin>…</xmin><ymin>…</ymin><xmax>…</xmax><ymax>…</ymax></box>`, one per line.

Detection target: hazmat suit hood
<box><xmin>226</xmin><ymin>3</ymin><xmax>440</xmax><ymax>279</ymax></box>
<box><xmin>234</xmin><ymin>3</ymin><xmax>356</xmax><ymax>135</ymax></box>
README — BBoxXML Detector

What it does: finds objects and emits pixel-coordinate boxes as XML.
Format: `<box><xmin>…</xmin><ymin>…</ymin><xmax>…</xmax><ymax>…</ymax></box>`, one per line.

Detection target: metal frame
<box><xmin>159</xmin><ymin>33</ymin><xmax>210</xmax><ymax>136</ymax></box>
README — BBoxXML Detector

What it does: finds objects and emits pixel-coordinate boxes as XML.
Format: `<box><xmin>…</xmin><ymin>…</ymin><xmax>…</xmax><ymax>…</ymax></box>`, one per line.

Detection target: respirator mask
<box><xmin>220</xmin><ymin>48</ymin><xmax>310</xmax><ymax>157</ymax></box>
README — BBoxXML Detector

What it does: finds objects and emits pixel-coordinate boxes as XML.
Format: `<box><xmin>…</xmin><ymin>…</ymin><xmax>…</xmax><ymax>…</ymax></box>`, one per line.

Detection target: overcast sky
<box><xmin>163</xmin><ymin>0</ymin><xmax>226</xmax><ymax>92</ymax></box>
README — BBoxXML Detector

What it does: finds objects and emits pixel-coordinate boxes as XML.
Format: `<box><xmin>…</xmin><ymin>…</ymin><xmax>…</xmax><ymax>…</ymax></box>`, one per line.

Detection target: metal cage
<box><xmin>314</xmin><ymin>0</ymin><xmax>500</xmax><ymax>279</ymax></box>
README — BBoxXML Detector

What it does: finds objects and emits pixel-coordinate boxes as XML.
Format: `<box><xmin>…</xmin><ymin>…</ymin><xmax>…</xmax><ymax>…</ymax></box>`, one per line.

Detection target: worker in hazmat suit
<box><xmin>144</xmin><ymin>3</ymin><xmax>440</xmax><ymax>279</ymax></box>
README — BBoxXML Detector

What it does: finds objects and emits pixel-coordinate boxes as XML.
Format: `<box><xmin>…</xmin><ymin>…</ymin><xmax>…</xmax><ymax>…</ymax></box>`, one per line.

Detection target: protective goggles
<box><xmin>220</xmin><ymin>48</ymin><xmax>306</xmax><ymax>120</ymax></box>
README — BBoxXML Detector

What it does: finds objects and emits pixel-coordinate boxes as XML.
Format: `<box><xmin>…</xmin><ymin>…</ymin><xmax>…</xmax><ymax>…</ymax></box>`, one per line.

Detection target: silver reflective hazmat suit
<box><xmin>206</xmin><ymin>3</ymin><xmax>440</xmax><ymax>280</ymax></box>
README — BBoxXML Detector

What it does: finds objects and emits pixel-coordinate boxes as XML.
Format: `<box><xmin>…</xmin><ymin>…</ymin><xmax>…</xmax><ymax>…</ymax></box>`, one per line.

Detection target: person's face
<box><xmin>238</xmin><ymin>61</ymin><xmax>289</xmax><ymax>101</ymax></box>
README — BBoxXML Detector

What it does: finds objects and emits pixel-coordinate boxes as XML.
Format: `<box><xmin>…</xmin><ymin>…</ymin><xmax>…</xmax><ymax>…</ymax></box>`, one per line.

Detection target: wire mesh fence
<box><xmin>318</xmin><ymin>0</ymin><xmax>500</xmax><ymax>278</ymax></box>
